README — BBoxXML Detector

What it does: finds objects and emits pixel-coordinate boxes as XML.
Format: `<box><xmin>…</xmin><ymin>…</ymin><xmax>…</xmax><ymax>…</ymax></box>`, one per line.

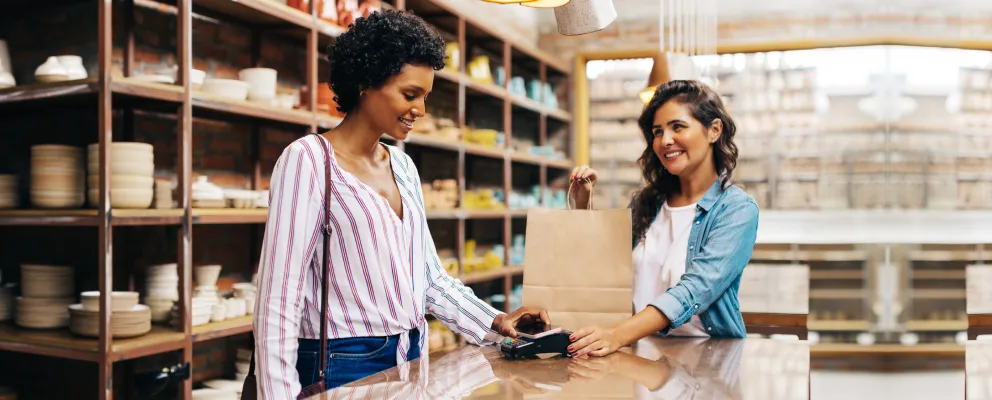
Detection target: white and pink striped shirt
<box><xmin>253</xmin><ymin>134</ymin><xmax>503</xmax><ymax>399</ymax></box>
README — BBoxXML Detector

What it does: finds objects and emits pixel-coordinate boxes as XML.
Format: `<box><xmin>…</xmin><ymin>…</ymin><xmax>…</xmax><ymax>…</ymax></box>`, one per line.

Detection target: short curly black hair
<box><xmin>328</xmin><ymin>9</ymin><xmax>446</xmax><ymax>114</ymax></box>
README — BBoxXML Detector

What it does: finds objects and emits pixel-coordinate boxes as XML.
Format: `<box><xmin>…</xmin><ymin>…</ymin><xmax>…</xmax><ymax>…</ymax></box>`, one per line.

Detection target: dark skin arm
<box><xmin>490</xmin><ymin>306</ymin><xmax>551</xmax><ymax>338</ymax></box>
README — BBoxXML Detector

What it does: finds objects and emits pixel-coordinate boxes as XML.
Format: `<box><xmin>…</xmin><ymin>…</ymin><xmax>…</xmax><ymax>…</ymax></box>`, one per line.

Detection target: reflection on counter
<box><xmin>310</xmin><ymin>337</ymin><xmax>809</xmax><ymax>399</ymax></box>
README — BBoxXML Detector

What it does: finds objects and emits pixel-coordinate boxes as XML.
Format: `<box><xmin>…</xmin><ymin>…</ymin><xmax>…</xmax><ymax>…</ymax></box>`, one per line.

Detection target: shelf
<box><xmin>905</xmin><ymin>320</ymin><xmax>967</xmax><ymax>331</ymax></box>
<box><xmin>809</xmin><ymin>270</ymin><xmax>864</xmax><ymax>280</ymax></box>
<box><xmin>192</xmin><ymin>315</ymin><xmax>254</xmax><ymax>343</ymax></box>
<box><xmin>434</xmin><ymin>69</ymin><xmax>571</xmax><ymax>121</ymax></box>
<box><xmin>750</xmin><ymin>249</ymin><xmax>868</xmax><ymax>261</ymax></box>
<box><xmin>192</xmin><ymin>90</ymin><xmax>314</xmax><ymax>125</ymax></box>
<box><xmin>458</xmin><ymin>266</ymin><xmax>524</xmax><ymax>285</ymax></box>
<box><xmin>0</xmin><ymin>76</ymin><xmax>184</xmax><ymax>108</ymax></box>
<box><xmin>912</xmin><ymin>270</ymin><xmax>967</xmax><ymax>280</ymax></box>
<box><xmin>909</xmin><ymin>250</ymin><xmax>992</xmax><ymax>262</ymax></box>
<box><xmin>192</xmin><ymin>0</ymin><xmax>346</xmax><ymax>45</ymax></box>
<box><xmin>404</xmin><ymin>134</ymin><xmax>571</xmax><ymax>168</ymax></box>
<box><xmin>0</xmin><ymin>323</ymin><xmax>185</xmax><ymax>362</ymax></box>
<box><xmin>810</xmin><ymin>343</ymin><xmax>964</xmax><ymax>357</ymax></box>
<box><xmin>809</xmin><ymin>289</ymin><xmax>864</xmax><ymax>300</ymax></box>
<box><xmin>192</xmin><ymin>208</ymin><xmax>268</xmax><ymax>224</ymax></box>
<box><xmin>808</xmin><ymin>320</ymin><xmax>870</xmax><ymax>331</ymax></box>
<box><xmin>913</xmin><ymin>289</ymin><xmax>966</xmax><ymax>300</ymax></box>
<box><xmin>0</xmin><ymin>209</ymin><xmax>185</xmax><ymax>226</ymax></box>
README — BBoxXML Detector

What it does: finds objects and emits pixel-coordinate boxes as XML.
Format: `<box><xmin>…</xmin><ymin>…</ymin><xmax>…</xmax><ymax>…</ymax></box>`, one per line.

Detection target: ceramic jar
<box><xmin>35</xmin><ymin>56</ymin><xmax>69</xmax><ymax>83</ymax></box>
<box><xmin>56</xmin><ymin>55</ymin><xmax>87</xmax><ymax>80</ymax></box>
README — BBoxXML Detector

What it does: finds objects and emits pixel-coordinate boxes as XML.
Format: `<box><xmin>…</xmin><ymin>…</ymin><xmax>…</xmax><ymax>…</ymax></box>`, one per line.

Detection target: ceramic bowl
<box><xmin>80</xmin><ymin>291</ymin><xmax>139</xmax><ymax>312</ymax></box>
<box><xmin>87</xmin><ymin>161</ymin><xmax>155</xmax><ymax>177</ymax></box>
<box><xmin>202</xmin><ymin>79</ymin><xmax>250</xmax><ymax>101</ymax></box>
<box><xmin>194</xmin><ymin>265</ymin><xmax>222</xmax><ymax>287</ymax></box>
<box><xmin>88</xmin><ymin>174</ymin><xmax>154</xmax><ymax>190</ymax></box>
<box><xmin>87</xmin><ymin>188</ymin><xmax>153</xmax><ymax>209</ymax></box>
<box><xmin>238</xmin><ymin>68</ymin><xmax>277</xmax><ymax>102</ymax></box>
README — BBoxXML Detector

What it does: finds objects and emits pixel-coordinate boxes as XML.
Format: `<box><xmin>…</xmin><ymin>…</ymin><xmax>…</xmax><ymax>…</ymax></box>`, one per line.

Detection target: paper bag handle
<box><xmin>566</xmin><ymin>179</ymin><xmax>594</xmax><ymax>210</ymax></box>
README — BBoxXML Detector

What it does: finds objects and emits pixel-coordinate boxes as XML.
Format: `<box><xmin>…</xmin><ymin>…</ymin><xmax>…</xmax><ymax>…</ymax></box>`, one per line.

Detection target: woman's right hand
<box><xmin>569</xmin><ymin>165</ymin><xmax>598</xmax><ymax>209</ymax></box>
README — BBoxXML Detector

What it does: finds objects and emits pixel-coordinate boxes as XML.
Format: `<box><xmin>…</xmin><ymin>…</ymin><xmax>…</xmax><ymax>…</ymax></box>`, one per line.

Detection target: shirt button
<box><xmin>694</xmin><ymin>304</ymin><xmax>699</xmax><ymax>309</ymax></box>
<box><xmin>708</xmin><ymin>327</ymin><xmax>712</xmax><ymax>331</ymax></box>
<box><xmin>695</xmin><ymin>221</ymin><xmax>700</xmax><ymax>225</ymax></box>
<box><xmin>689</xmin><ymin>245</ymin><xmax>694</xmax><ymax>250</ymax></box>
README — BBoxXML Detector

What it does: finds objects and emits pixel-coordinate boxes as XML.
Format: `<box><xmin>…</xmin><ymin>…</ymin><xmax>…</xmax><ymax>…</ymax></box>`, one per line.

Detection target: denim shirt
<box><xmin>630</xmin><ymin>178</ymin><xmax>759</xmax><ymax>338</ymax></box>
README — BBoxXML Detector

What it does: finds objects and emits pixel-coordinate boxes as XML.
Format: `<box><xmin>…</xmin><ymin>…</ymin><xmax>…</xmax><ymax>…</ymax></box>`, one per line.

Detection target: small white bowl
<box><xmin>201</xmin><ymin>79</ymin><xmax>250</xmax><ymax>101</ymax></box>
<box><xmin>194</xmin><ymin>265</ymin><xmax>222</xmax><ymax>287</ymax></box>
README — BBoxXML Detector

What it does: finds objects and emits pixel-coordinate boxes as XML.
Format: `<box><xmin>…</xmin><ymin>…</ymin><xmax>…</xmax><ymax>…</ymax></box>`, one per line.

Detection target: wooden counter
<box><xmin>305</xmin><ymin>337</ymin><xmax>810</xmax><ymax>399</ymax></box>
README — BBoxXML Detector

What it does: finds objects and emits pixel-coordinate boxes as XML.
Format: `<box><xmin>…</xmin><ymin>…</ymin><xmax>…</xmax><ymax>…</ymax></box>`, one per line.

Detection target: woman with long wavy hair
<box><xmin>566</xmin><ymin>80</ymin><xmax>759</xmax><ymax>358</ymax></box>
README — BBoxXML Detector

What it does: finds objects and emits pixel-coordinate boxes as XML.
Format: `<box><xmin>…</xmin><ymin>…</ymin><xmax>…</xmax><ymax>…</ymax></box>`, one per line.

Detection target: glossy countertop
<box><xmin>305</xmin><ymin>337</ymin><xmax>810</xmax><ymax>399</ymax></box>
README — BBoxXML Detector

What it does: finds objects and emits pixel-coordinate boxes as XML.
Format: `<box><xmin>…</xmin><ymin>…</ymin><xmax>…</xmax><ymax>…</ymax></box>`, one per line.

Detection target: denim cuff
<box><xmin>650</xmin><ymin>292</ymin><xmax>692</xmax><ymax>335</ymax></box>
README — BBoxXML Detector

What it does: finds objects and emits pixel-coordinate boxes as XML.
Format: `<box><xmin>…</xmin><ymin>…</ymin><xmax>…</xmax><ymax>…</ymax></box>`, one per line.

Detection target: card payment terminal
<box><xmin>499</xmin><ymin>324</ymin><xmax>572</xmax><ymax>360</ymax></box>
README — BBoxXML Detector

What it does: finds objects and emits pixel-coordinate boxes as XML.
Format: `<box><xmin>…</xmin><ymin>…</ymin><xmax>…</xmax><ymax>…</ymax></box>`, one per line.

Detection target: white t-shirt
<box><xmin>632</xmin><ymin>201</ymin><xmax>710</xmax><ymax>337</ymax></box>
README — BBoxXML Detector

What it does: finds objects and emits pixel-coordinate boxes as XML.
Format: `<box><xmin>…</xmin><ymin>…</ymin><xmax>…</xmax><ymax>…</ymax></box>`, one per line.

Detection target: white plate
<box><xmin>202</xmin><ymin>379</ymin><xmax>242</xmax><ymax>393</ymax></box>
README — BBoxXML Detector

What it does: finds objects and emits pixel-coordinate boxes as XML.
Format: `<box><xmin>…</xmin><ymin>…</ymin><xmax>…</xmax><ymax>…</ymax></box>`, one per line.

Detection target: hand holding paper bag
<box><xmin>521</xmin><ymin>184</ymin><xmax>633</xmax><ymax>332</ymax></box>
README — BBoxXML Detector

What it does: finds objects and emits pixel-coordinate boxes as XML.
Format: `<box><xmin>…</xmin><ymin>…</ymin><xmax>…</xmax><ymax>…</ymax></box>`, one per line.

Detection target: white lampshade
<box><xmin>482</xmin><ymin>0</ymin><xmax>529</xmax><ymax>3</ymax></box>
<box><xmin>553</xmin><ymin>0</ymin><xmax>617</xmax><ymax>36</ymax></box>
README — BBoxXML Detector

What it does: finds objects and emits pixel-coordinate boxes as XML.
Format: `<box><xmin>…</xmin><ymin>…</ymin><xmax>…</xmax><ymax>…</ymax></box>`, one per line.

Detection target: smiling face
<box><xmin>360</xmin><ymin>64</ymin><xmax>434</xmax><ymax>140</ymax></box>
<box><xmin>651</xmin><ymin>100</ymin><xmax>723</xmax><ymax>177</ymax></box>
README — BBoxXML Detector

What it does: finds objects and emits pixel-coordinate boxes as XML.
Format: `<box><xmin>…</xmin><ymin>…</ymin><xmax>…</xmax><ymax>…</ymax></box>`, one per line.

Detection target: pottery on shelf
<box><xmin>56</xmin><ymin>55</ymin><xmax>87</xmax><ymax>80</ymax></box>
<box><xmin>35</xmin><ymin>56</ymin><xmax>70</xmax><ymax>83</ymax></box>
<box><xmin>0</xmin><ymin>72</ymin><xmax>13</xmax><ymax>89</ymax></box>
<box><xmin>0</xmin><ymin>40</ymin><xmax>11</xmax><ymax>77</ymax></box>
<box><xmin>238</xmin><ymin>68</ymin><xmax>277</xmax><ymax>102</ymax></box>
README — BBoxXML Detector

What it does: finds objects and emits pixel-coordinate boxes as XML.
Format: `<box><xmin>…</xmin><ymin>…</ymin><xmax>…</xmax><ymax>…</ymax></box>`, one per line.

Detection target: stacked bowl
<box><xmin>69</xmin><ymin>291</ymin><xmax>151</xmax><ymax>338</ymax></box>
<box><xmin>0</xmin><ymin>174</ymin><xmax>16</xmax><ymax>209</ymax></box>
<box><xmin>87</xmin><ymin>142</ymin><xmax>155</xmax><ymax>208</ymax></box>
<box><xmin>30</xmin><ymin>145</ymin><xmax>84</xmax><ymax>208</ymax></box>
<box><xmin>17</xmin><ymin>264</ymin><xmax>74</xmax><ymax>329</ymax></box>
<box><xmin>232</xmin><ymin>283</ymin><xmax>256</xmax><ymax>316</ymax></box>
<box><xmin>145</xmin><ymin>263</ymin><xmax>178</xmax><ymax>323</ymax></box>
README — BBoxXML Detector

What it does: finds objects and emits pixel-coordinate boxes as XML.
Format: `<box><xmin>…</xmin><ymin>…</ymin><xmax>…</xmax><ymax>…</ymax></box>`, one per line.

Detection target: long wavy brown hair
<box><xmin>631</xmin><ymin>80</ymin><xmax>739</xmax><ymax>243</ymax></box>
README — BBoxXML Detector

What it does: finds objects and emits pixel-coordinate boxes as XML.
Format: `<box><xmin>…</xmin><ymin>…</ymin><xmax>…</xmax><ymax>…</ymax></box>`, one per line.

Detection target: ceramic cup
<box><xmin>56</xmin><ymin>55</ymin><xmax>87</xmax><ymax>80</ymax></box>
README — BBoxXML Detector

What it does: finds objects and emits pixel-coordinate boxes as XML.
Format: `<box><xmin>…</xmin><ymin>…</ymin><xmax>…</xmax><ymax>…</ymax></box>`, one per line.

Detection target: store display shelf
<box><xmin>969</xmin><ymin>313</ymin><xmax>992</xmax><ymax>327</ymax></box>
<box><xmin>0</xmin><ymin>77</ymin><xmax>185</xmax><ymax>108</ymax></box>
<box><xmin>810</xmin><ymin>343</ymin><xmax>964</xmax><ymax>357</ymax></box>
<box><xmin>458</xmin><ymin>265</ymin><xmax>524</xmax><ymax>285</ymax></box>
<box><xmin>0</xmin><ymin>323</ymin><xmax>186</xmax><ymax>362</ymax></box>
<box><xmin>913</xmin><ymin>289</ymin><xmax>966</xmax><ymax>300</ymax></box>
<box><xmin>404</xmin><ymin>134</ymin><xmax>570</xmax><ymax>167</ymax></box>
<box><xmin>192</xmin><ymin>208</ymin><xmax>268</xmax><ymax>224</ymax></box>
<box><xmin>808</xmin><ymin>320</ymin><xmax>870</xmax><ymax>331</ymax></box>
<box><xmin>751</xmin><ymin>249</ymin><xmax>869</xmax><ymax>261</ymax></box>
<box><xmin>809</xmin><ymin>270</ymin><xmax>864</xmax><ymax>280</ymax></box>
<box><xmin>434</xmin><ymin>69</ymin><xmax>571</xmax><ymax>122</ymax></box>
<box><xmin>909</xmin><ymin>250</ymin><xmax>992</xmax><ymax>262</ymax></box>
<box><xmin>0</xmin><ymin>209</ymin><xmax>185</xmax><ymax>226</ymax></box>
<box><xmin>192</xmin><ymin>90</ymin><xmax>315</xmax><ymax>125</ymax></box>
<box><xmin>905</xmin><ymin>319</ymin><xmax>967</xmax><ymax>331</ymax></box>
<box><xmin>809</xmin><ymin>289</ymin><xmax>864</xmax><ymax>300</ymax></box>
<box><xmin>912</xmin><ymin>270</ymin><xmax>967</xmax><ymax>280</ymax></box>
<box><xmin>192</xmin><ymin>315</ymin><xmax>254</xmax><ymax>343</ymax></box>
<box><xmin>192</xmin><ymin>0</ymin><xmax>346</xmax><ymax>43</ymax></box>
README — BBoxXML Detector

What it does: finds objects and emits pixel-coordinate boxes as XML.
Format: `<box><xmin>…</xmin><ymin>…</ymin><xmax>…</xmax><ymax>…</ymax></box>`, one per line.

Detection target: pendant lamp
<box><xmin>638</xmin><ymin>52</ymin><xmax>671</xmax><ymax>104</ymax></box>
<box><xmin>553</xmin><ymin>0</ymin><xmax>617</xmax><ymax>36</ymax></box>
<box><xmin>482</xmin><ymin>0</ymin><xmax>529</xmax><ymax>3</ymax></box>
<box><xmin>521</xmin><ymin>0</ymin><xmax>570</xmax><ymax>7</ymax></box>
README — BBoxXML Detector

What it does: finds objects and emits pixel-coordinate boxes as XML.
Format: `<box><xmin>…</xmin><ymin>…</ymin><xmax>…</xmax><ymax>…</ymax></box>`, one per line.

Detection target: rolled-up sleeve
<box><xmin>649</xmin><ymin>199</ymin><xmax>759</xmax><ymax>334</ymax></box>
<box><xmin>254</xmin><ymin>142</ymin><xmax>322</xmax><ymax>399</ymax></box>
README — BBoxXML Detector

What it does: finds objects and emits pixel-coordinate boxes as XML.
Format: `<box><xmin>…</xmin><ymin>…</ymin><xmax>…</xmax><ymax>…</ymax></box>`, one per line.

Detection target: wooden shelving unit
<box><xmin>0</xmin><ymin>0</ymin><xmax>572</xmax><ymax>399</ymax></box>
<box><xmin>906</xmin><ymin>245</ymin><xmax>971</xmax><ymax>341</ymax></box>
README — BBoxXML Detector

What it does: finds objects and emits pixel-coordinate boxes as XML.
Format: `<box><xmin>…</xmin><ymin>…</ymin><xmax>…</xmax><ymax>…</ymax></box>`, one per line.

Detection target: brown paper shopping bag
<box><xmin>522</xmin><ymin>188</ymin><xmax>633</xmax><ymax>331</ymax></box>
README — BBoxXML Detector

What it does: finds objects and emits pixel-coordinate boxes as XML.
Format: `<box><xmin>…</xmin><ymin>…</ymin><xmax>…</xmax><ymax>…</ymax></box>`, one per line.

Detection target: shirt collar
<box><xmin>696</xmin><ymin>172</ymin><xmax>728</xmax><ymax>212</ymax></box>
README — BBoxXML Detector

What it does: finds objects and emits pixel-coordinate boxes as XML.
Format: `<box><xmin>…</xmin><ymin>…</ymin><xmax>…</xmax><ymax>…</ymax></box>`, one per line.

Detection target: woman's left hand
<box><xmin>568</xmin><ymin>326</ymin><xmax>625</xmax><ymax>358</ymax></box>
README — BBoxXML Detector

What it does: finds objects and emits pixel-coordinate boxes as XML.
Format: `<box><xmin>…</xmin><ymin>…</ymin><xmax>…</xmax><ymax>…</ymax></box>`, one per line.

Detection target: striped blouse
<box><xmin>253</xmin><ymin>134</ymin><xmax>503</xmax><ymax>399</ymax></box>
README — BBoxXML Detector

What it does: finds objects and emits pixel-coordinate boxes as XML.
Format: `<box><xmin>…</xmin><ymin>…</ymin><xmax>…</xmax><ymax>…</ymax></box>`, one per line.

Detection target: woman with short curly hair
<box><xmin>252</xmin><ymin>10</ymin><xmax>548</xmax><ymax>397</ymax></box>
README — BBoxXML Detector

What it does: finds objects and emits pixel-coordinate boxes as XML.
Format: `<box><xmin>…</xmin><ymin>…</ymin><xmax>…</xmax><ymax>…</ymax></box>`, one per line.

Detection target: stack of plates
<box><xmin>87</xmin><ymin>142</ymin><xmax>155</xmax><ymax>208</ymax></box>
<box><xmin>69</xmin><ymin>303</ymin><xmax>152</xmax><ymax>338</ymax></box>
<box><xmin>21</xmin><ymin>264</ymin><xmax>74</xmax><ymax>298</ymax></box>
<box><xmin>30</xmin><ymin>145</ymin><xmax>84</xmax><ymax>208</ymax></box>
<box><xmin>171</xmin><ymin>295</ymin><xmax>217</xmax><ymax>327</ymax></box>
<box><xmin>16</xmin><ymin>297</ymin><xmax>73</xmax><ymax>329</ymax></box>
<box><xmin>0</xmin><ymin>174</ymin><xmax>16</xmax><ymax>209</ymax></box>
<box><xmin>154</xmin><ymin>179</ymin><xmax>172</xmax><ymax>209</ymax></box>
<box><xmin>0</xmin><ymin>284</ymin><xmax>14</xmax><ymax>321</ymax></box>
<box><xmin>80</xmin><ymin>291</ymin><xmax>139</xmax><ymax>312</ymax></box>
<box><xmin>235</xmin><ymin>348</ymin><xmax>251</xmax><ymax>382</ymax></box>
<box><xmin>146</xmin><ymin>263</ymin><xmax>178</xmax><ymax>323</ymax></box>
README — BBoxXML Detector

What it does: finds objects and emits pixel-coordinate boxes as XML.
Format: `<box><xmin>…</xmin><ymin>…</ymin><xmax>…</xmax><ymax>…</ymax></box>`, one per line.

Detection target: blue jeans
<box><xmin>296</xmin><ymin>328</ymin><xmax>421</xmax><ymax>390</ymax></box>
